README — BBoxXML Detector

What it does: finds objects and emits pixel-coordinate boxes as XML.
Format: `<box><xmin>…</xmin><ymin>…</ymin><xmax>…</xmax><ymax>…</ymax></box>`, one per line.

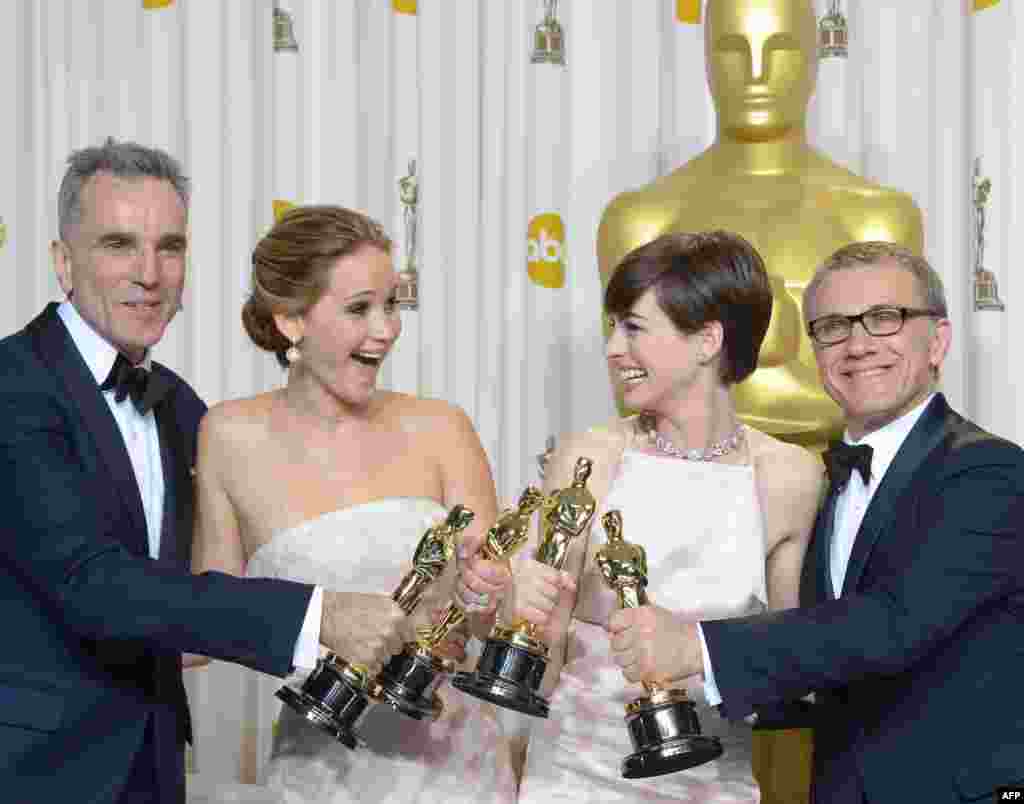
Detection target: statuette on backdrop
<box><xmin>596</xmin><ymin>511</ymin><xmax>723</xmax><ymax>777</ymax></box>
<box><xmin>818</xmin><ymin>0</ymin><xmax>848</xmax><ymax>59</ymax></box>
<box><xmin>972</xmin><ymin>157</ymin><xmax>1004</xmax><ymax>312</ymax></box>
<box><xmin>536</xmin><ymin>435</ymin><xmax>556</xmax><ymax>480</ymax></box>
<box><xmin>277</xmin><ymin>506</ymin><xmax>472</xmax><ymax>745</ymax></box>
<box><xmin>531</xmin><ymin>0</ymin><xmax>566</xmax><ymax>66</ymax></box>
<box><xmin>273</xmin><ymin>4</ymin><xmax>299</xmax><ymax>53</ymax></box>
<box><xmin>396</xmin><ymin>159</ymin><xmax>419</xmax><ymax>310</ymax></box>
<box><xmin>454</xmin><ymin>458</ymin><xmax>596</xmax><ymax>717</ymax></box>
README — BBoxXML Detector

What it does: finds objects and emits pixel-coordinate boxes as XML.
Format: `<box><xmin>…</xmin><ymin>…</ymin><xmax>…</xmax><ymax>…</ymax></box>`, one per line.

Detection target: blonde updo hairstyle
<box><xmin>243</xmin><ymin>205</ymin><xmax>392</xmax><ymax>367</ymax></box>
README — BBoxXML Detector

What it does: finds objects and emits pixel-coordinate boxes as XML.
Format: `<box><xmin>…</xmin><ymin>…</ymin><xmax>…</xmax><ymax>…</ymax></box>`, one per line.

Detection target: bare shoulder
<box><xmin>547</xmin><ymin>417</ymin><xmax>633</xmax><ymax>486</ymax></box>
<box><xmin>558</xmin><ymin>417</ymin><xmax>631</xmax><ymax>461</ymax></box>
<box><xmin>196</xmin><ymin>394</ymin><xmax>276</xmax><ymax>489</ymax></box>
<box><xmin>378</xmin><ymin>392</ymin><xmax>477</xmax><ymax>437</ymax></box>
<box><xmin>200</xmin><ymin>393</ymin><xmax>275</xmax><ymax>446</ymax></box>
<box><xmin>746</xmin><ymin>427</ymin><xmax>825</xmax><ymax>503</ymax></box>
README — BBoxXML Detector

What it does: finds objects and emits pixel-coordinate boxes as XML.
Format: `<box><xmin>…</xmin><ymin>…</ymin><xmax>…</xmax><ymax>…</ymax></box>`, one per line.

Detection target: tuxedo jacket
<box><xmin>704</xmin><ymin>394</ymin><xmax>1024</xmax><ymax>804</ymax></box>
<box><xmin>0</xmin><ymin>305</ymin><xmax>314</xmax><ymax>804</ymax></box>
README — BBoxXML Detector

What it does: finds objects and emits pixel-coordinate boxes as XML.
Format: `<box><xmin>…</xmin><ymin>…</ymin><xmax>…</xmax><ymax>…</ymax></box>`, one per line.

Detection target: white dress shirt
<box><xmin>59</xmin><ymin>301</ymin><xmax>165</xmax><ymax>558</ymax></box>
<box><xmin>58</xmin><ymin>301</ymin><xmax>321</xmax><ymax>671</ymax></box>
<box><xmin>698</xmin><ymin>395</ymin><xmax>934</xmax><ymax>707</ymax></box>
<box><xmin>829</xmin><ymin>396</ymin><xmax>932</xmax><ymax>596</ymax></box>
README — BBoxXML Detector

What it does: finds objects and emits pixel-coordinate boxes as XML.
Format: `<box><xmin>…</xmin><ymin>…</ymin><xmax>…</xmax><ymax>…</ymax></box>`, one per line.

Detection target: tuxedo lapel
<box><xmin>840</xmin><ymin>395</ymin><xmax>953</xmax><ymax>595</ymax></box>
<box><xmin>801</xmin><ymin>488</ymin><xmax>839</xmax><ymax>604</ymax></box>
<box><xmin>819</xmin><ymin>490</ymin><xmax>840</xmax><ymax>600</ymax></box>
<box><xmin>153</xmin><ymin>378</ymin><xmax>192</xmax><ymax>567</ymax></box>
<box><xmin>28</xmin><ymin>304</ymin><xmax>149</xmax><ymax>554</ymax></box>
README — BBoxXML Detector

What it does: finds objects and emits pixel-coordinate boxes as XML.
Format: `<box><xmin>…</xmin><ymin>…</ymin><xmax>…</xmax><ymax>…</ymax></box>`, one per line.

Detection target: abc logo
<box><xmin>273</xmin><ymin>199</ymin><xmax>296</xmax><ymax>223</ymax></box>
<box><xmin>526</xmin><ymin>212</ymin><xmax>565</xmax><ymax>289</ymax></box>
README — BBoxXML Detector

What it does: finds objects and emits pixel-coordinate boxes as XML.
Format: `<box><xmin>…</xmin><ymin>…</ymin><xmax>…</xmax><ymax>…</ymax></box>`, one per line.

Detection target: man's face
<box><xmin>705</xmin><ymin>0</ymin><xmax>817</xmax><ymax>140</ymax></box>
<box><xmin>53</xmin><ymin>172</ymin><xmax>187</xmax><ymax>363</ymax></box>
<box><xmin>808</xmin><ymin>261</ymin><xmax>950</xmax><ymax>440</ymax></box>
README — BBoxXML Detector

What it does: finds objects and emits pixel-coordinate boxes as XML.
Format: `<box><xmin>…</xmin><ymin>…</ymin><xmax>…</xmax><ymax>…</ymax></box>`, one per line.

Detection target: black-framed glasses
<box><xmin>807</xmin><ymin>305</ymin><xmax>941</xmax><ymax>346</ymax></box>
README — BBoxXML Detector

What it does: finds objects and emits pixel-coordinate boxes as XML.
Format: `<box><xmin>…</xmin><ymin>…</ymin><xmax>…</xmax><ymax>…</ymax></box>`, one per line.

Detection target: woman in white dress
<box><xmin>191</xmin><ymin>205</ymin><xmax>518</xmax><ymax>803</ymax></box>
<box><xmin>499</xmin><ymin>231</ymin><xmax>824</xmax><ymax>802</ymax></box>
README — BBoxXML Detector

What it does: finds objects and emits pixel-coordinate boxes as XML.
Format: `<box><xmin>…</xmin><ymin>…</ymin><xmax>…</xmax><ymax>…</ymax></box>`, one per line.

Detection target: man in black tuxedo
<box><xmin>608</xmin><ymin>242</ymin><xmax>1024</xmax><ymax>803</ymax></box>
<box><xmin>0</xmin><ymin>140</ymin><xmax>406</xmax><ymax>804</ymax></box>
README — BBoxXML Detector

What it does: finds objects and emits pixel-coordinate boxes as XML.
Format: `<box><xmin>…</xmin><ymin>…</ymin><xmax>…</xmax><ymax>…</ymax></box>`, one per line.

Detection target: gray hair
<box><xmin>57</xmin><ymin>137</ymin><xmax>190</xmax><ymax>241</ymax></box>
<box><xmin>803</xmin><ymin>241</ymin><xmax>948</xmax><ymax>322</ymax></box>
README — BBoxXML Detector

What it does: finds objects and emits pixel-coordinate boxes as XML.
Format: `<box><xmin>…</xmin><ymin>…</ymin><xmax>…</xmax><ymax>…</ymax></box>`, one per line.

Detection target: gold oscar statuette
<box><xmin>453</xmin><ymin>458</ymin><xmax>597</xmax><ymax>717</ymax></box>
<box><xmin>276</xmin><ymin>505</ymin><xmax>473</xmax><ymax>747</ymax></box>
<box><xmin>596</xmin><ymin>510</ymin><xmax>723</xmax><ymax>778</ymax></box>
<box><xmin>377</xmin><ymin>488</ymin><xmax>547</xmax><ymax>720</ymax></box>
<box><xmin>597</xmin><ymin>0</ymin><xmax>924</xmax><ymax>451</ymax></box>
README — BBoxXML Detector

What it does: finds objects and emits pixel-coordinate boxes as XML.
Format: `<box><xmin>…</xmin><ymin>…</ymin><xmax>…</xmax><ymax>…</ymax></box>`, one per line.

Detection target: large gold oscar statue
<box><xmin>597</xmin><ymin>0</ymin><xmax>923</xmax><ymax>449</ymax></box>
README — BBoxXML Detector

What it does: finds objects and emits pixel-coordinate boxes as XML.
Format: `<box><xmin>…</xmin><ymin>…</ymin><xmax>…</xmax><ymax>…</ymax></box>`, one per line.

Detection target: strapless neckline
<box><xmin>250</xmin><ymin>496</ymin><xmax>445</xmax><ymax>565</ymax></box>
<box><xmin>241</xmin><ymin>494</ymin><xmax>519</xmax><ymax>802</ymax></box>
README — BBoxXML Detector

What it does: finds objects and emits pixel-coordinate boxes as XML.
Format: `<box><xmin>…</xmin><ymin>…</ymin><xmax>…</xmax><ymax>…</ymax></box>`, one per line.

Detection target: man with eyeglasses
<box><xmin>607</xmin><ymin>241</ymin><xmax>1024</xmax><ymax>803</ymax></box>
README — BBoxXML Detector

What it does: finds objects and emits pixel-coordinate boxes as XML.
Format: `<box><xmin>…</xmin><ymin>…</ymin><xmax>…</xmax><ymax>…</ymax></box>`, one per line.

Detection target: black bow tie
<box><xmin>100</xmin><ymin>354</ymin><xmax>167</xmax><ymax>415</ymax></box>
<box><xmin>823</xmin><ymin>441</ymin><xmax>873</xmax><ymax>491</ymax></box>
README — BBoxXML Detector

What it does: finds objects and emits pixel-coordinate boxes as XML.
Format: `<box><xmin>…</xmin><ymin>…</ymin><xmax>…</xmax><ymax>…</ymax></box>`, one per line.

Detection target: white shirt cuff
<box><xmin>696</xmin><ymin>622</ymin><xmax>723</xmax><ymax>707</ymax></box>
<box><xmin>292</xmin><ymin>586</ymin><xmax>323</xmax><ymax>671</ymax></box>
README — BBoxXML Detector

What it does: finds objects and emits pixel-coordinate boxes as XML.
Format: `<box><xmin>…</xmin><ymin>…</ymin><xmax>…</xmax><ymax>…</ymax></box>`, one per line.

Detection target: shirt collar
<box><xmin>845</xmin><ymin>394</ymin><xmax>934</xmax><ymax>489</ymax></box>
<box><xmin>58</xmin><ymin>300</ymin><xmax>152</xmax><ymax>386</ymax></box>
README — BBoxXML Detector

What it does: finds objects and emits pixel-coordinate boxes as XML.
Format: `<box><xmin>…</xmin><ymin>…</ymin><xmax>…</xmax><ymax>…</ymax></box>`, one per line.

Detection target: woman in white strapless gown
<box><xmin>500</xmin><ymin>232</ymin><xmax>823</xmax><ymax>803</ymax></box>
<box><xmin>191</xmin><ymin>206</ymin><xmax>518</xmax><ymax>803</ymax></box>
<box><xmin>246</xmin><ymin>499</ymin><xmax>518</xmax><ymax>803</ymax></box>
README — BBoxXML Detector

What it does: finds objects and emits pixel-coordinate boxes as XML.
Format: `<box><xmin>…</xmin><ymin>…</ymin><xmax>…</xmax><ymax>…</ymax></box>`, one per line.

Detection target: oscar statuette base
<box><xmin>451</xmin><ymin>634</ymin><xmax>550</xmax><ymax>718</ymax></box>
<box><xmin>275</xmin><ymin>655</ymin><xmax>372</xmax><ymax>749</ymax></box>
<box><xmin>621</xmin><ymin>689</ymin><xmax>723</xmax><ymax>778</ymax></box>
<box><xmin>376</xmin><ymin>644</ymin><xmax>454</xmax><ymax>721</ymax></box>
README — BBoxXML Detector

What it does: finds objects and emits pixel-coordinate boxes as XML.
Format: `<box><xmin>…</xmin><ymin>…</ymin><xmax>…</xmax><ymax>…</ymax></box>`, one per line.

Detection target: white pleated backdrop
<box><xmin>2</xmin><ymin>0</ymin><xmax>1020</xmax><ymax>786</ymax></box>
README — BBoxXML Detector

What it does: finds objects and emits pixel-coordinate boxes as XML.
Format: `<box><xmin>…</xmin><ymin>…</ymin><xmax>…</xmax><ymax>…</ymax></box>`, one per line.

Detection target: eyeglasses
<box><xmin>807</xmin><ymin>305</ymin><xmax>941</xmax><ymax>346</ymax></box>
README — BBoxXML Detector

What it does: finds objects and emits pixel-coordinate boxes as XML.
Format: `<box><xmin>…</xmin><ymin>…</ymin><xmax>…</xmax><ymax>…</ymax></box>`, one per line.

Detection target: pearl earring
<box><xmin>286</xmin><ymin>340</ymin><xmax>302</xmax><ymax>364</ymax></box>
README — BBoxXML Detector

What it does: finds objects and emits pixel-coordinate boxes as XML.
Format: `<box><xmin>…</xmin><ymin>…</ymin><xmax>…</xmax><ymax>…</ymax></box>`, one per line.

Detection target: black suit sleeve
<box><xmin>0</xmin><ymin>389</ymin><xmax>313</xmax><ymax>678</ymax></box>
<box><xmin>702</xmin><ymin>439</ymin><xmax>1024</xmax><ymax>719</ymax></box>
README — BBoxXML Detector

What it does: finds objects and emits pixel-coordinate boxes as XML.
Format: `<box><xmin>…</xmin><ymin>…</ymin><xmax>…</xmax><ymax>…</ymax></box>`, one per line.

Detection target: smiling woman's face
<box><xmin>283</xmin><ymin>245</ymin><xmax>402</xmax><ymax>409</ymax></box>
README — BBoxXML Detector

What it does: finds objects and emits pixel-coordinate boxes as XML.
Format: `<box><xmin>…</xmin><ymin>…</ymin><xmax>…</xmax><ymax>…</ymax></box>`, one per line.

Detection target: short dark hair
<box><xmin>58</xmin><ymin>138</ymin><xmax>190</xmax><ymax>241</ymax></box>
<box><xmin>604</xmin><ymin>230</ymin><xmax>773</xmax><ymax>385</ymax></box>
